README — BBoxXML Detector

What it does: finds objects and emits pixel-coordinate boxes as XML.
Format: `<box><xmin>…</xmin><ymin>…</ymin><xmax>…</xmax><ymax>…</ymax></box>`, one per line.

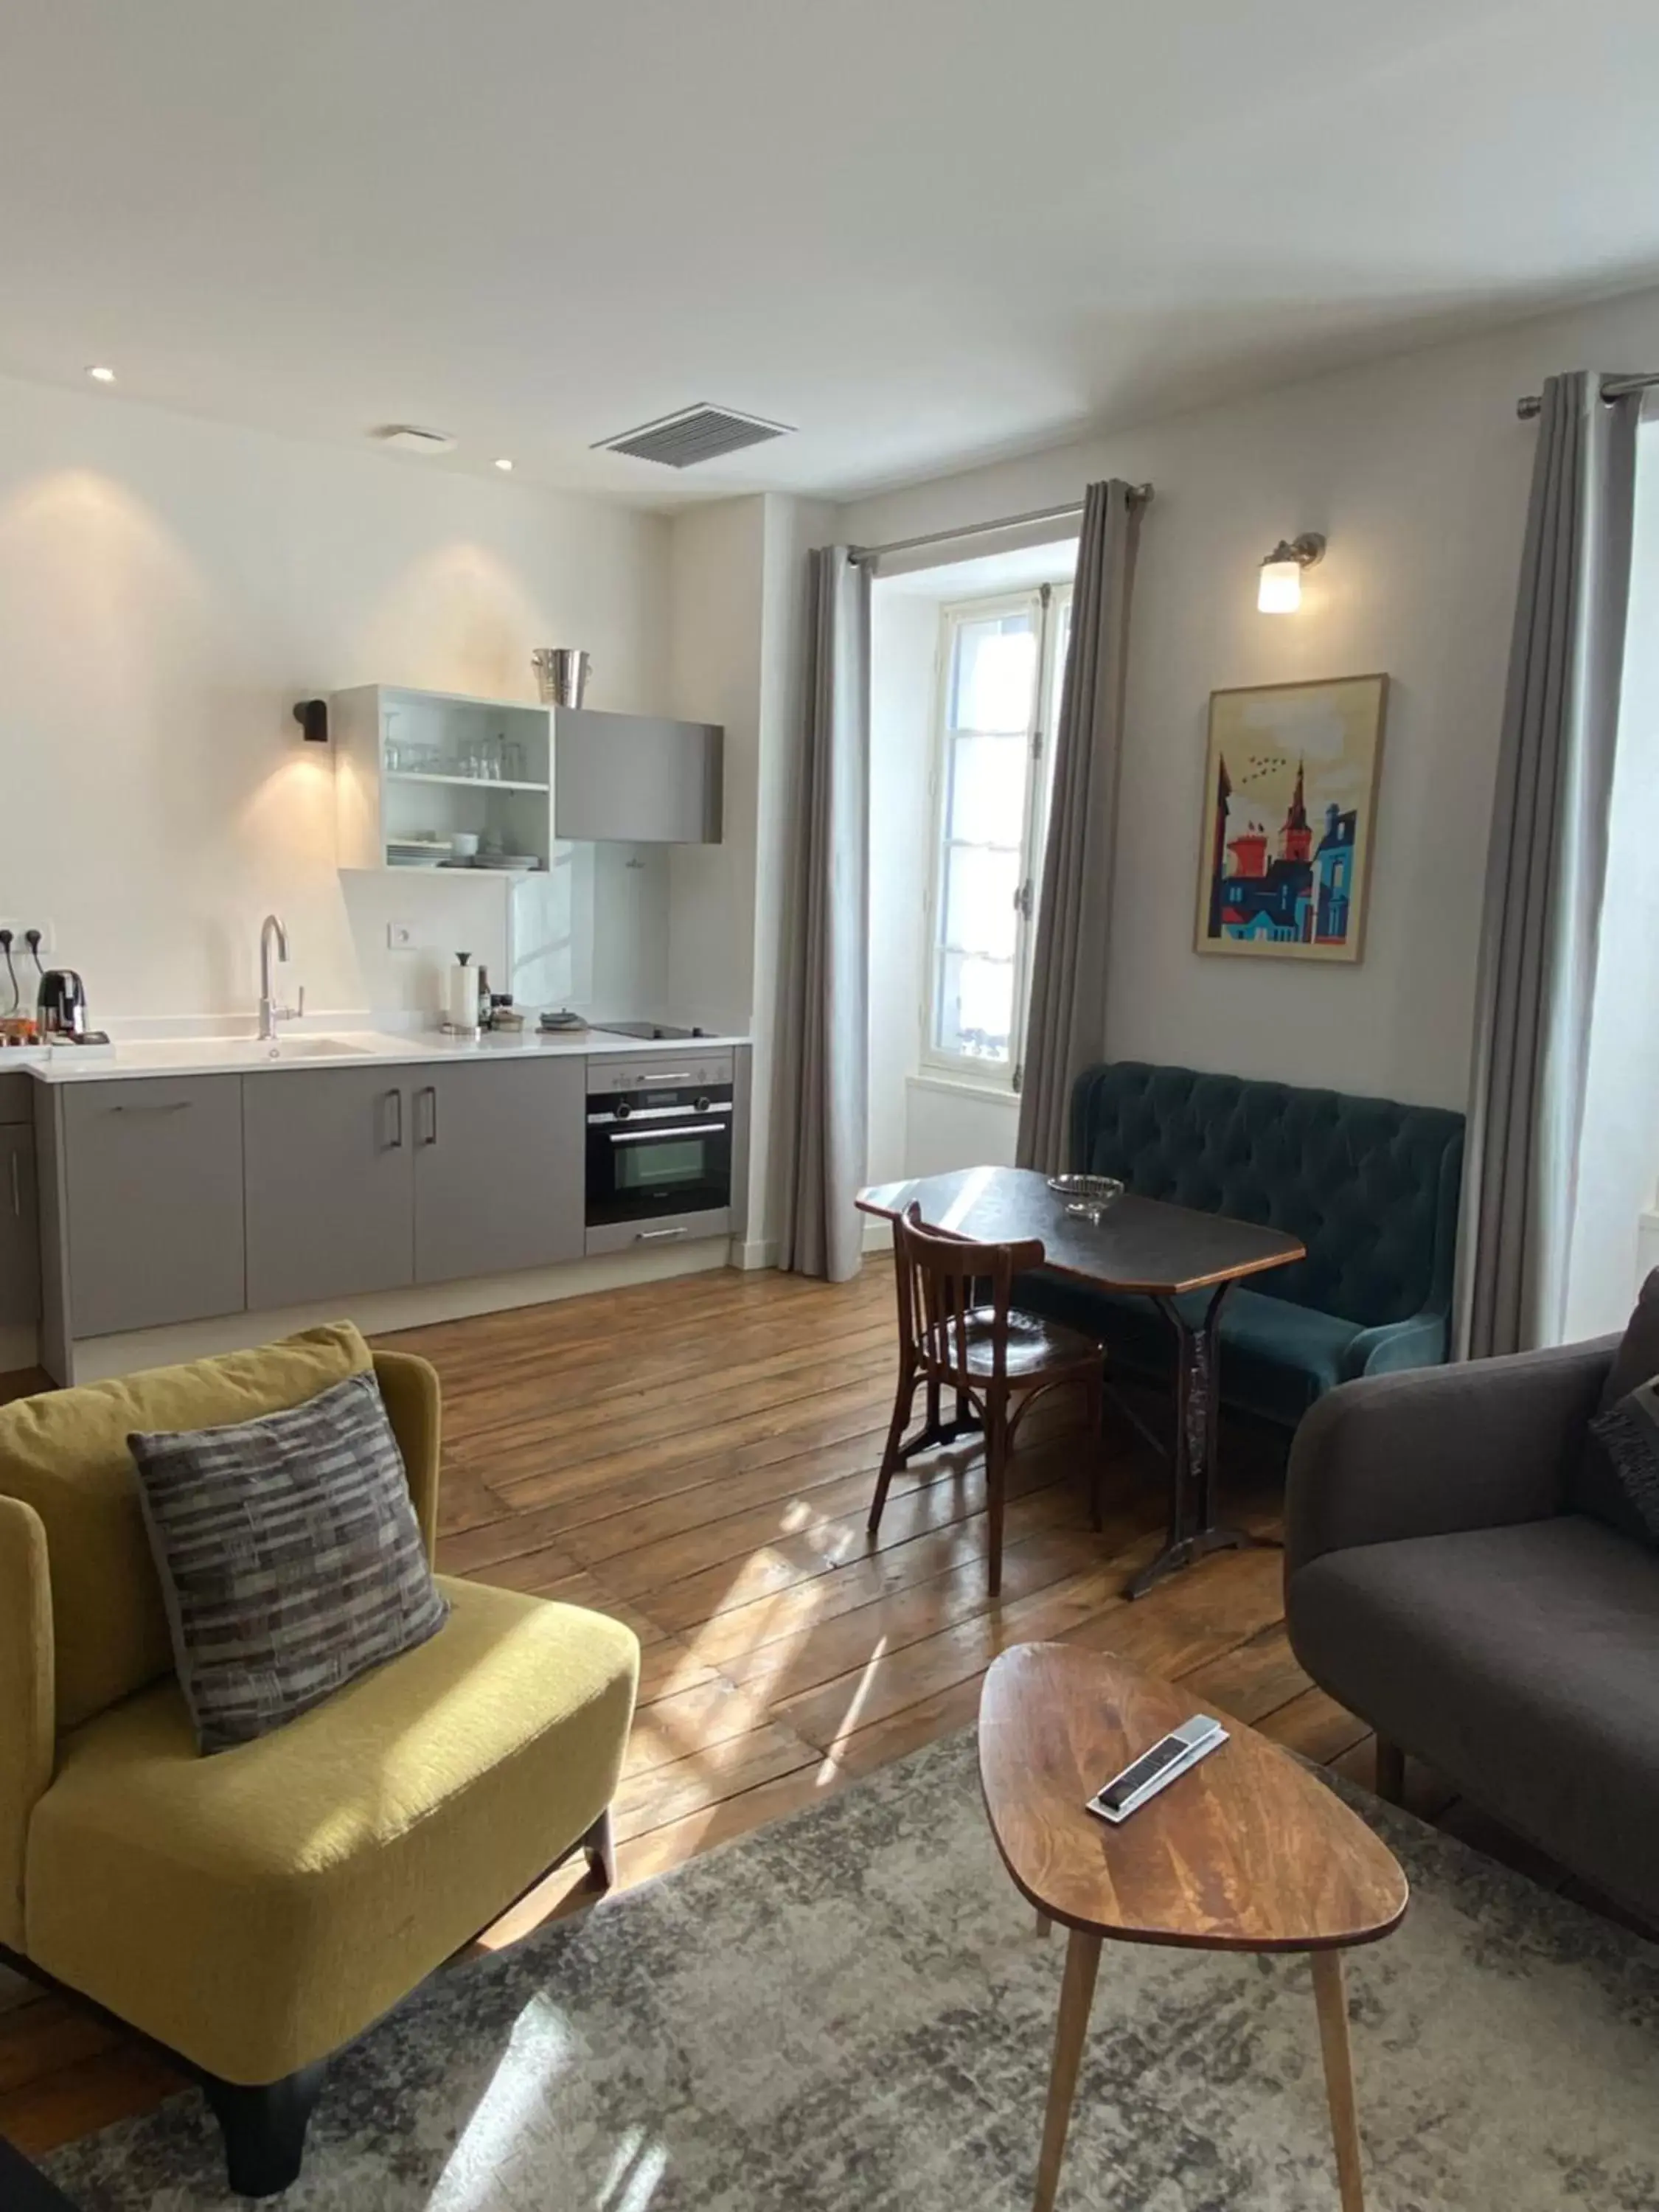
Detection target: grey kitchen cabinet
<box><xmin>412</xmin><ymin>1057</ymin><xmax>586</xmax><ymax>1284</ymax></box>
<box><xmin>553</xmin><ymin>709</ymin><xmax>723</xmax><ymax>844</ymax></box>
<box><xmin>60</xmin><ymin>1077</ymin><xmax>246</xmax><ymax>1338</ymax></box>
<box><xmin>0</xmin><ymin>1122</ymin><xmax>41</xmax><ymax>1325</ymax></box>
<box><xmin>243</xmin><ymin>1068</ymin><xmax>415</xmax><ymax>1309</ymax></box>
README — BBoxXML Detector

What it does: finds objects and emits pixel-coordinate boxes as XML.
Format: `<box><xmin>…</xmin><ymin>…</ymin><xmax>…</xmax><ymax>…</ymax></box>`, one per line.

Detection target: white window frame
<box><xmin>919</xmin><ymin>582</ymin><xmax>1071</xmax><ymax>1093</ymax></box>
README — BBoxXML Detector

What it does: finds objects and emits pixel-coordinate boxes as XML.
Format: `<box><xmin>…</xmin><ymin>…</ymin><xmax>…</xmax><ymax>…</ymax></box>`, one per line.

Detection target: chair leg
<box><xmin>869</xmin><ymin>1357</ymin><xmax>918</xmax><ymax>1537</ymax></box>
<box><xmin>583</xmin><ymin>1804</ymin><xmax>618</xmax><ymax>1888</ymax></box>
<box><xmin>202</xmin><ymin>2063</ymin><xmax>326</xmax><ymax>2199</ymax></box>
<box><xmin>1085</xmin><ymin>1363</ymin><xmax>1107</xmax><ymax>1531</ymax></box>
<box><xmin>985</xmin><ymin>1393</ymin><xmax>1009</xmax><ymax>1599</ymax></box>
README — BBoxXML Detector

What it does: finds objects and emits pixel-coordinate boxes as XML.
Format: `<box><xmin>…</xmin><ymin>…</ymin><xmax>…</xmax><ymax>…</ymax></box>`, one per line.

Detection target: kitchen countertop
<box><xmin>9</xmin><ymin>1027</ymin><xmax>750</xmax><ymax>1084</ymax></box>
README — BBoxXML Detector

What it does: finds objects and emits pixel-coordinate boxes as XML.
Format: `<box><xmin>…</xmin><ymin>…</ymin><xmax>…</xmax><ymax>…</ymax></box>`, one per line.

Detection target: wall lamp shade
<box><xmin>292</xmin><ymin>698</ymin><xmax>329</xmax><ymax>744</ymax></box>
<box><xmin>1256</xmin><ymin>532</ymin><xmax>1326</xmax><ymax>613</ymax></box>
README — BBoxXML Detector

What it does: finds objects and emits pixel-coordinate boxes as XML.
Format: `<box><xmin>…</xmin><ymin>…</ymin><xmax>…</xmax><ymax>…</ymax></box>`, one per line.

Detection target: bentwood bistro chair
<box><xmin>868</xmin><ymin>1204</ymin><xmax>1109</xmax><ymax>1595</ymax></box>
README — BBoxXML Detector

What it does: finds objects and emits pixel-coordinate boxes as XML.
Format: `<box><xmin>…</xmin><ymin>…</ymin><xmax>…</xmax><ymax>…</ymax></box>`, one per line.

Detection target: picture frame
<box><xmin>1194</xmin><ymin>672</ymin><xmax>1388</xmax><ymax>963</ymax></box>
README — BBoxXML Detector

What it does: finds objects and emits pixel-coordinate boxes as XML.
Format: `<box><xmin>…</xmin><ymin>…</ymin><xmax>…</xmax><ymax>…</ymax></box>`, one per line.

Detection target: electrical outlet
<box><xmin>386</xmin><ymin>922</ymin><xmax>415</xmax><ymax>950</ymax></box>
<box><xmin>0</xmin><ymin>919</ymin><xmax>50</xmax><ymax>959</ymax></box>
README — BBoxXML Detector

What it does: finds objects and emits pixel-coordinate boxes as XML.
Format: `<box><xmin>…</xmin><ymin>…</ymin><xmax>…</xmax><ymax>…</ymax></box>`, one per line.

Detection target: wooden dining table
<box><xmin>855</xmin><ymin>1166</ymin><xmax>1305</xmax><ymax>1596</ymax></box>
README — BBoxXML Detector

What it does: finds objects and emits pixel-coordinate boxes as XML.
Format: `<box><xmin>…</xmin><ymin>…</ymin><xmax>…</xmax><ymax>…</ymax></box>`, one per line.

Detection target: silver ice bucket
<box><xmin>532</xmin><ymin>647</ymin><xmax>591</xmax><ymax>708</ymax></box>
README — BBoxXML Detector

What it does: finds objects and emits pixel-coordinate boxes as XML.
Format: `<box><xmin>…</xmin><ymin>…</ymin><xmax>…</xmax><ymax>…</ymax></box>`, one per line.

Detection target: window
<box><xmin>923</xmin><ymin>584</ymin><xmax>1071</xmax><ymax>1088</ymax></box>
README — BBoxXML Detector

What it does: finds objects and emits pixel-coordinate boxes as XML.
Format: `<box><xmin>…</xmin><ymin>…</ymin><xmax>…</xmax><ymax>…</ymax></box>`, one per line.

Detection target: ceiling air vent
<box><xmin>375</xmin><ymin>425</ymin><xmax>457</xmax><ymax>454</ymax></box>
<box><xmin>593</xmin><ymin>403</ymin><xmax>793</xmax><ymax>469</ymax></box>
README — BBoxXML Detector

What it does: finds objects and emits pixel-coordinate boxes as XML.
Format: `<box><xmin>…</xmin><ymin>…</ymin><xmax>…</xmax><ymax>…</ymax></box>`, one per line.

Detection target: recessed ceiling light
<box><xmin>493</xmin><ymin>456</ymin><xmax>514</xmax><ymax>472</ymax></box>
<box><xmin>86</xmin><ymin>364</ymin><xmax>116</xmax><ymax>384</ymax></box>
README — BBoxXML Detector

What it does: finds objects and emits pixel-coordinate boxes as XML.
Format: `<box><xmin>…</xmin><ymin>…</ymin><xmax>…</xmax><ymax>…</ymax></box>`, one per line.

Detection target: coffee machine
<box><xmin>37</xmin><ymin>968</ymin><xmax>88</xmax><ymax>1041</ymax></box>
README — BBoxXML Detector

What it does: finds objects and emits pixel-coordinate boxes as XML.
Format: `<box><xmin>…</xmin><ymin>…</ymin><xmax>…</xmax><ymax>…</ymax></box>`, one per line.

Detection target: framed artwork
<box><xmin>1194</xmin><ymin>672</ymin><xmax>1388</xmax><ymax>963</ymax></box>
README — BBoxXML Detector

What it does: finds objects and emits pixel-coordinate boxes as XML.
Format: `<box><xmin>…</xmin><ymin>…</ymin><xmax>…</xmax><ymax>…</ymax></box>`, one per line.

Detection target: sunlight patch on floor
<box><xmin>597</xmin><ymin>2126</ymin><xmax>670</xmax><ymax>2210</ymax></box>
<box><xmin>426</xmin><ymin>1994</ymin><xmax>577</xmax><ymax>2208</ymax></box>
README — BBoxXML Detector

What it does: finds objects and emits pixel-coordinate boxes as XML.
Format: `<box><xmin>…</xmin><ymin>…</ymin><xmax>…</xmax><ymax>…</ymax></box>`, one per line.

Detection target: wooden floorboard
<box><xmin>0</xmin><ymin>1256</ymin><xmax>1511</xmax><ymax>2154</ymax></box>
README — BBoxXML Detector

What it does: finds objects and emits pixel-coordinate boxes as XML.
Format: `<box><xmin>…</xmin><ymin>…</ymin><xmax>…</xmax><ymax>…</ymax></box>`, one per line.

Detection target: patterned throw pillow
<box><xmin>128</xmin><ymin>1370</ymin><xmax>448</xmax><ymax>1753</ymax></box>
<box><xmin>1582</xmin><ymin>1374</ymin><xmax>1659</xmax><ymax>1549</ymax></box>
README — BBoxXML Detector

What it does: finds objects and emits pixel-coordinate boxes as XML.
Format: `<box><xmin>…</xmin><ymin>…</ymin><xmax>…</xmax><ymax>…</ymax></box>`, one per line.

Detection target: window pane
<box><xmin>947</xmin><ymin>731</ymin><xmax>1027</xmax><ymax>844</ymax></box>
<box><xmin>942</xmin><ymin>844</ymin><xmax>1020</xmax><ymax>959</ymax></box>
<box><xmin>949</xmin><ymin>613</ymin><xmax>1037</xmax><ymax>733</ymax></box>
<box><xmin>935</xmin><ymin>950</ymin><xmax>1015</xmax><ymax>1062</ymax></box>
<box><xmin>1049</xmin><ymin>597</ymin><xmax>1072</xmax><ymax>736</ymax></box>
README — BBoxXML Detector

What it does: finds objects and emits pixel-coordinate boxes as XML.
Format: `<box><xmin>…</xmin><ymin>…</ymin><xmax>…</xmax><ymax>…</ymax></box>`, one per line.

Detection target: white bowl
<box><xmin>449</xmin><ymin>832</ymin><xmax>480</xmax><ymax>859</ymax></box>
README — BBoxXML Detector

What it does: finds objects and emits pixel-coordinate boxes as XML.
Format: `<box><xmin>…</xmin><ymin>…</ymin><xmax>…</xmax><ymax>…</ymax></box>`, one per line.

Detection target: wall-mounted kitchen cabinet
<box><xmin>553</xmin><ymin>709</ymin><xmax>723</xmax><ymax>844</ymax></box>
<box><xmin>333</xmin><ymin>684</ymin><xmax>555</xmax><ymax>874</ymax></box>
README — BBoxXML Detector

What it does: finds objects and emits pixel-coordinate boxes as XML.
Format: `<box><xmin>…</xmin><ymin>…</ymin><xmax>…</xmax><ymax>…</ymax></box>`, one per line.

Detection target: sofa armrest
<box><xmin>1340</xmin><ymin>1310</ymin><xmax>1448</xmax><ymax>1382</ymax></box>
<box><xmin>372</xmin><ymin>1351</ymin><xmax>442</xmax><ymax>1565</ymax></box>
<box><xmin>1285</xmin><ymin>1335</ymin><xmax>1615</xmax><ymax>1575</ymax></box>
<box><xmin>0</xmin><ymin>1494</ymin><xmax>54</xmax><ymax>1952</ymax></box>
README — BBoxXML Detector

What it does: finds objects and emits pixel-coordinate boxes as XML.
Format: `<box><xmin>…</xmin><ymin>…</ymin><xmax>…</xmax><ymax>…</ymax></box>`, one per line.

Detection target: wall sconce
<box><xmin>291</xmin><ymin>698</ymin><xmax>329</xmax><ymax>744</ymax></box>
<box><xmin>1257</xmin><ymin>532</ymin><xmax>1326</xmax><ymax>614</ymax></box>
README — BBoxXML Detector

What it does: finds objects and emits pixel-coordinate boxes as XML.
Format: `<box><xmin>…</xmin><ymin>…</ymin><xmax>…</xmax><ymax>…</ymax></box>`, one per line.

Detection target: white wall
<box><xmin>668</xmin><ymin>492</ymin><xmax>836</xmax><ymax>1257</ymax></box>
<box><xmin>867</xmin><ymin>585</ymin><xmax>936</xmax><ymax>1185</ymax></box>
<box><xmin>843</xmin><ymin>282</ymin><xmax>1659</xmax><ymax>1117</ymax></box>
<box><xmin>0</xmin><ymin>372</ymin><xmax>670</xmax><ymax>1023</ymax></box>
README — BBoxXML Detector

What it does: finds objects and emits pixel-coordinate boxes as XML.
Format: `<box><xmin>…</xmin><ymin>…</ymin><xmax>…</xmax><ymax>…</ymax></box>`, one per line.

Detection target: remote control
<box><xmin>1086</xmin><ymin>1714</ymin><xmax>1228</xmax><ymax>1824</ymax></box>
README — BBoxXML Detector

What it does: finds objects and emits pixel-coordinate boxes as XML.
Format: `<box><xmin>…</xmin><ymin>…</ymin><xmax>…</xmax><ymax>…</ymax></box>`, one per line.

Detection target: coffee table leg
<box><xmin>1310</xmin><ymin>1950</ymin><xmax>1366</xmax><ymax>2212</ymax></box>
<box><xmin>1035</xmin><ymin>1908</ymin><xmax>1053</xmax><ymax>1939</ymax></box>
<box><xmin>1033</xmin><ymin>1929</ymin><xmax>1101</xmax><ymax>2212</ymax></box>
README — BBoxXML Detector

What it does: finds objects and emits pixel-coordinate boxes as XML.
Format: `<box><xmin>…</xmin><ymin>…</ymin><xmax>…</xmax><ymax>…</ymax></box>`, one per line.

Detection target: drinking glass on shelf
<box><xmin>383</xmin><ymin>710</ymin><xmax>404</xmax><ymax>773</ymax></box>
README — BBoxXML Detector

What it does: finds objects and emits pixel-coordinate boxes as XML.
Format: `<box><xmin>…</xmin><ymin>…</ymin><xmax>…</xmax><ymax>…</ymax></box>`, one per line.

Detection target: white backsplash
<box><xmin>340</xmin><ymin>843</ymin><xmax>668</xmax><ymax>1026</ymax></box>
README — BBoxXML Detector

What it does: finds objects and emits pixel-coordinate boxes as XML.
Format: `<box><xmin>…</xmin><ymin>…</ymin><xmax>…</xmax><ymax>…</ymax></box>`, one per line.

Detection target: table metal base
<box><xmin>1122</xmin><ymin>1281</ymin><xmax>1282</xmax><ymax>1600</ymax></box>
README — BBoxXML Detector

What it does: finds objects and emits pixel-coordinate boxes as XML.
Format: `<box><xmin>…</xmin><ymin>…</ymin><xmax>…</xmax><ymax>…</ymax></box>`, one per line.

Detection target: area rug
<box><xmin>44</xmin><ymin>1730</ymin><xmax>1659</xmax><ymax>2210</ymax></box>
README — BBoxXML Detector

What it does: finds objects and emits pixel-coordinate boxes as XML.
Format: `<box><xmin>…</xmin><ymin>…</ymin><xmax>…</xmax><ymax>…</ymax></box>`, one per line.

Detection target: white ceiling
<box><xmin>4</xmin><ymin>0</ymin><xmax>1659</xmax><ymax>507</ymax></box>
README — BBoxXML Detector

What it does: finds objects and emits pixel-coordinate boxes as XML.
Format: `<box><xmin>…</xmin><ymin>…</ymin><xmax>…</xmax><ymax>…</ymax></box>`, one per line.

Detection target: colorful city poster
<box><xmin>1194</xmin><ymin>673</ymin><xmax>1388</xmax><ymax>963</ymax></box>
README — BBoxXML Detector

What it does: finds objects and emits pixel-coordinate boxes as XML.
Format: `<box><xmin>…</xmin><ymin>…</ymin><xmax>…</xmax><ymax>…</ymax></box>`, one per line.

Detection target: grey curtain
<box><xmin>1015</xmin><ymin>479</ymin><xmax>1143</xmax><ymax>1172</ymax></box>
<box><xmin>779</xmin><ymin>546</ymin><xmax>871</xmax><ymax>1281</ymax></box>
<box><xmin>1457</xmin><ymin>371</ymin><xmax>1641</xmax><ymax>1357</ymax></box>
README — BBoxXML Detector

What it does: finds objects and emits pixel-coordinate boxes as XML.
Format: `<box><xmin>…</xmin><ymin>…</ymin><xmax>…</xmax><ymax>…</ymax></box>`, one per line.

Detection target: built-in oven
<box><xmin>585</xmin><ymin>1051</ymin><xmax>734</xmax><ymax>1243</ymax></box>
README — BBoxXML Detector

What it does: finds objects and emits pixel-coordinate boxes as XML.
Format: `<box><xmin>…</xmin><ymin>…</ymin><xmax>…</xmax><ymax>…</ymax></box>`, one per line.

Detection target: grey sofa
<box><xmin>1285</xmin><ymin>1327</ymin><xmax>1659</xmax><ymax>1927</ymax></box>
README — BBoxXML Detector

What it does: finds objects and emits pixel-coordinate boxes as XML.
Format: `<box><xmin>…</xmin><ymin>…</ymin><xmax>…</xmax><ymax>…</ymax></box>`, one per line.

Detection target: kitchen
<box><xmin>0</xmin><ymin>653</ymin><xmax>758</xmax><ymax>1388</ymax></box>
<box><xmin>0</xmin><ymin>377</ymin><xmax>833</xmax><ymax>1388</ymax></box>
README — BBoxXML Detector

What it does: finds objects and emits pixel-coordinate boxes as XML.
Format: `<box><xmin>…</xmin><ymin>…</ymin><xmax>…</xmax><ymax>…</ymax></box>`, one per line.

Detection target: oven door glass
<box><xmin>587</xmin><ymin>1115</ymin><xmax>733</xmax><ymax>1225</ymax></box>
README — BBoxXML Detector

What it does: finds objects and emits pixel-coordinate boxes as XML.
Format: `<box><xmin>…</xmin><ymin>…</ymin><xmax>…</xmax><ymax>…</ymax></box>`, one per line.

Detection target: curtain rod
<box><xmin>849</xmin><ymin>484</ymin><xmax>1153</xmax><ymax>567</ymax></box>
<box><xmin>1515</xmin><ymin>370</ymin><xmax>1659</xmax><ymax>420</ymax></box>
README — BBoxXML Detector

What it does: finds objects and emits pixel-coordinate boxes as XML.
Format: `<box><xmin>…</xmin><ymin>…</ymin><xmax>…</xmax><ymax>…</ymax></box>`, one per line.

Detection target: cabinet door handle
<box><xmin>420</xmin><ymin>1086</ymin><xmax>438</xmax><ymax>1146</ymax></box>
<box><xmin>636</xmin><ymin>1225</ymin><xmax>690</xmax><ymax>1242</ymax></box>
<box><xmin>386</xmin><ymin>1090</ymin><xmax>405</xmax><ymax>1150</ymax></box>
<box><xmin>108</xmin><ymin>1100</ymin><xmax>191</xmax><ymax>1115</ymax></box>
<box><xmin>8</xmin><ymin>1150</ymin><xmax>18</xmax><ymax>1220</ymax></box>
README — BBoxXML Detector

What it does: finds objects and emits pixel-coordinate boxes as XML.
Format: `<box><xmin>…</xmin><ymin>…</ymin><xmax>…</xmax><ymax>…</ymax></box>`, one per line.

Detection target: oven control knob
<box><xmin>614</xmin><ymin>1099</ymin><xmax>632</xmax><ymax>1120</ymax></box>
<box><xmin>695</xmin><ymin>1095</ymin><xmax>710</xmax><ymax>1114</ymax></box>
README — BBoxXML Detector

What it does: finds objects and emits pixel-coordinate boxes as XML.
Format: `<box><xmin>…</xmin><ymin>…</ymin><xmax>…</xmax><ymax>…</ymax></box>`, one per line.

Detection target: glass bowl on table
<box><xmin>1046</xmin><ymin>1172</ymin><xmax>1124</xmax><ymax>1226</ymax></box>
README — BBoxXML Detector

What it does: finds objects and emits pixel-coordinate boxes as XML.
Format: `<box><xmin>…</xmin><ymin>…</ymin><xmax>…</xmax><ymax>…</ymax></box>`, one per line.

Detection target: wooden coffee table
<box><xmin>980</xmin><ymin>1645</ymin><xmax>1408</xmax><ymax>2212</ymax></box>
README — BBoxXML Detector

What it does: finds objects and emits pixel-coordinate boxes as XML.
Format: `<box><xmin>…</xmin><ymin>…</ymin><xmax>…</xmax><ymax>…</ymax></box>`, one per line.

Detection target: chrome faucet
<box><xmin>257</xmin><ymin>914</ymin><xmax>303</xmax><ymax>1041</ymax></box>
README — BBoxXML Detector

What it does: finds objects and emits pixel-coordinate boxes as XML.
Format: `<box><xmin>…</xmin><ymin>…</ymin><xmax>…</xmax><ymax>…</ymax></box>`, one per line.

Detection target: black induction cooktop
<box><xmin>594</xmin><ymin>1021</ymin><xmax>714</xmax><ymax>1041</ymax></box>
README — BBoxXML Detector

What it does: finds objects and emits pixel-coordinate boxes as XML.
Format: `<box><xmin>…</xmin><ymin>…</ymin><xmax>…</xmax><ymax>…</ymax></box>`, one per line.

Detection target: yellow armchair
<box><xmin>0</xmin><ymin>1325</ymin><xmax>638</xmax><ymax>2197</ymax></box>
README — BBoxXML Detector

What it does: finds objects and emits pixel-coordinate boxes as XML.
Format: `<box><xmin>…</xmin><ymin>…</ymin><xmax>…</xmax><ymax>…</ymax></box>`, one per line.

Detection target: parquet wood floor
<box><xmin>0</xmin><ymin>1258</ymin><xmax>1389</xmax><ymax>2154</ymax></box>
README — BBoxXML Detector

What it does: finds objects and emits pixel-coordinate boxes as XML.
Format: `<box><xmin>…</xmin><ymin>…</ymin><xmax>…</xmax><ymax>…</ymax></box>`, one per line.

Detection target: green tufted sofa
<box><xmin>1018</xmin><ymin>1061</ymin><xmax>1465</xmax><ymax>1427</ymax></box>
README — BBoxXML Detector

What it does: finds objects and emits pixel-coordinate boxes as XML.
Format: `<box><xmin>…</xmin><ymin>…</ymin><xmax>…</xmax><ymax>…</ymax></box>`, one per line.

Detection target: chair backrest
<box><xmin>891</xmin><ymin>1203</ymin><xmax>1046</xmax><ymax>1388</ymax></box>
<box><xmin>1068</xmin><ymin>1060</ymin><xmax>1465</xmax><ymax>1328</ymax></box>
<box><xmin>0</xmin><ymin>1322</ymin><xmax>392</xmax><ymax>1731</ymax></box>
